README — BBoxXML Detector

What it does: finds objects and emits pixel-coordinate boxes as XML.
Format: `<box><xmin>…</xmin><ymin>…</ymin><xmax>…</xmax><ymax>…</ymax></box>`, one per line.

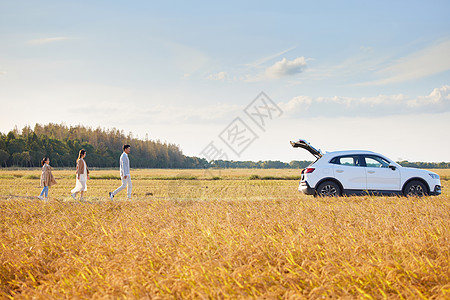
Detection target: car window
<box><xmin>330</xmin><ymin>155</ymin><xmax>361</xmax><ymax>166</ymax></box>
<box><xmin>340</xmin><ymin>157</ymin><xmax>355</xmax><ymax>166</ymax></box>
<box><xmin>364</xmin><ymin>155</ymin><xmax>390</xmax><ymax>168</ymax></box>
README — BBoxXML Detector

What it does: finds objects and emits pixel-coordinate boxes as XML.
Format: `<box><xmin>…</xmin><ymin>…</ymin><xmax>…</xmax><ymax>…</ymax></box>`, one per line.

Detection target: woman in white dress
<box><xmin>71</xmin><ymin>149</ymin><xmax>90</xmax><ymax>200</ymax></box>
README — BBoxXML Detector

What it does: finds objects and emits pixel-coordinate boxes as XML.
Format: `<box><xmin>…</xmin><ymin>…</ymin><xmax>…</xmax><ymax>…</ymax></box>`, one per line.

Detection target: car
<box><xmin>291</xmin><ymin>139</ymin><xmax>441</xmax><ymax>197</ymax></box>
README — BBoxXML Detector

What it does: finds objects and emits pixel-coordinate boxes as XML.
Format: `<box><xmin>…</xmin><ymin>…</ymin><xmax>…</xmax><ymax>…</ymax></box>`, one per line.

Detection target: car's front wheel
<box><xmin>404</xmin><ymin>180</ymin><xmax>428</xmax><ymax>197</ymax></box>
<box><xmin>316</xmin><ymin>181</ymin><xmax>341</xmax><ymax>197</ymax></box>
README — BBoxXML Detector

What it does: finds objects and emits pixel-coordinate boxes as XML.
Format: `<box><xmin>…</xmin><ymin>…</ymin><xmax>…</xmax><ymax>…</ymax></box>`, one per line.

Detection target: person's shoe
<box><xmin>109</xmin><ymin>192</ymin><xmax>114</xmax><ymax>201</ymax></box>
<box><xmin>37</xmin><ymin>196</ymin><xmax>44</xmax><ymax>200</ymax></box>
<box><xmin>71</xmin><ymin>193</ymin><xmax>77</xmax><ymax>200</ymax></box>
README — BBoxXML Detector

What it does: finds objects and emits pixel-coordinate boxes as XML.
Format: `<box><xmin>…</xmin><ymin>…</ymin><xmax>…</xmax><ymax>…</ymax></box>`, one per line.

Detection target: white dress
<box><xmin>71</xmin><ymin>159</ymin><xmax>87</xmax><ymax>193</ymax></box>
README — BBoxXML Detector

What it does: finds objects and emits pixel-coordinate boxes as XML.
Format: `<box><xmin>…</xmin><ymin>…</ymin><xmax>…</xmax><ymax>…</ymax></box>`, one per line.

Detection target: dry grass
<box><xmin>0</xmin><ymin>169</ymin><xmax>449</xmax><ymax>298</ymax></box>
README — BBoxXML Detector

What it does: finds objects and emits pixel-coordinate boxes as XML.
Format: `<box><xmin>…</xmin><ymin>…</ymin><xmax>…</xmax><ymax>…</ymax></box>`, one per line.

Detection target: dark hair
<box><xmin>123</xmin><ymin>144</ymin><xmax>131</xmax><ymax>151</ymax></box>
<box><xmin>77</xmin><ymin>149</ymin><xmax>86</xmax><ymax>162</ymax></box>
<box><xmin>41</xmin><ymin>157</ymin><xmax>49</xmax><ymax>166</ymax></box>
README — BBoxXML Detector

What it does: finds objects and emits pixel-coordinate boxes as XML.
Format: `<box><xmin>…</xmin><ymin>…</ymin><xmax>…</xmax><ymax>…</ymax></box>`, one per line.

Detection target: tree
<box><xmin>6</xmin><ymin>131</ymin><xmax>15</xmax><ymax>142</ymax></box>
<box><xmin>0</xmin><ymin>134</ymin><xmax>7</xmax><ymax>151</ymax></box>
<box><xmin>0</xmin><ymin>149</ymin><xmax>9</xmax><ymax>167</ymax></box>
<box><xmin>289</xmin><ymin>160</ymin><xmax>312</xmax><ymax>169</ymax></box>
<box><xmin>7</xmin><ymin>138</ymin><xmax>26</xmax><ymax>154</ymax></box>
<box><xmin>10</xmin><ymin>151</ymin><xmax>32</xmax><ymax>167</ymax></box>
<box><xmin>20</xmin><ymin>151</ymin><xmax>32</xmax><ymax>167</ymax></box>
<box><xmin>11</xmin><ymin>153</ymin><xmax>21</xmax><ymax>166</ymax></box>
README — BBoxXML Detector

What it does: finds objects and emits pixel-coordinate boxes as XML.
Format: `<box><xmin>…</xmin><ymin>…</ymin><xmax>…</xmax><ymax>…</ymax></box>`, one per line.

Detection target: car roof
<box><xmin>289</xmin><ymin>139</ymin><xmax>392</xmax><ymax>161</ymax></box>
<box><xmin>322</xmin><ymin>150</ymin><xmax>379</xmax><ymax>157</ymax></box>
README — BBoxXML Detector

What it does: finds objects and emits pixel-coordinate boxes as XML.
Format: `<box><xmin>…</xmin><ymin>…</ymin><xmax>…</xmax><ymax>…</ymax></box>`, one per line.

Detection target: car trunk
<box><xmin>290</xmin><ymin>139</ymin><xmax>323</xmax><ymax>159</ymax></box>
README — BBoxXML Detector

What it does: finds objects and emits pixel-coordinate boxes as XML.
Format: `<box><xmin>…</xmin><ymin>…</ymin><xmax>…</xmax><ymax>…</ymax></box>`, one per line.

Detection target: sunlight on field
<box><xmin>0</xmin><ymin>169</ymin><xmax>449</xmax><ymax>298</ymax></box>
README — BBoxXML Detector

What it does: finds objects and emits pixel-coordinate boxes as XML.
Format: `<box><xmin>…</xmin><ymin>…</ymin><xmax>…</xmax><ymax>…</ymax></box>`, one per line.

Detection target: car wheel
<box><xmin>404</xmin><ymin>180</ymin><xmax>427</xmax><ymax>197</ymax></box>
<box><xmin>316</xmin><ymin>181</ymin><xmax>341</xmax><ymax>197</ymax></box>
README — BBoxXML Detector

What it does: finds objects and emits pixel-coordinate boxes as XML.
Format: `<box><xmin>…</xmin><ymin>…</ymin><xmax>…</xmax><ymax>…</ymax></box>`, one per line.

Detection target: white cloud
<box><xmin>265</xmin><ymin>56</ymin><xmax>307</xmax><ymax>78</ymax></box>
<box><xmin>408</xmin><ymin>85</ymin><xmax>450</xmax><ymax>108</ymax></box>
<box><xmin>207</xmin><ymin>71</ymin><xmax>228</xmax><ymax>81</ymax></box>
<box><xmin>281</xmin><ymin>95</ymin><xmax>313</xmax><ymax>112</ymax></box>
<box><xmin>358</xmin><ymin>39</ymin><xmax>450</xmax><ymax>86</ymax></box>
<box><xmin>240</xmin><ymin>55</ymin><xmax>308</xmax><ymax>82</ymax></box>
<box><xmin>245</xmin><ymin>46</ymin><xmax>296</xmax><ymax>68</ymax></box>
<box><xmin>279</xmin><ymin>85</ymin><xmax>450</xmax><ymax>117</ymax></box>
<box><xmin>27</xmin><ymin>37</ymin><xmax>71</xmax><ymax>45</ymax></box>
<box><xmin>97</xmin><ymin>85</ymin><xmax>449</xmax><ymax>126</ymax></box>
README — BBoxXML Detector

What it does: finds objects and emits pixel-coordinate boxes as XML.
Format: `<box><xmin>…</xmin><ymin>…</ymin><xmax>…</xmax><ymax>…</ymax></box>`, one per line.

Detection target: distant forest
<box><xmin>0</xmin><ymin>123</ymin><xmax>448</xmax><ymax>169</ymax></box>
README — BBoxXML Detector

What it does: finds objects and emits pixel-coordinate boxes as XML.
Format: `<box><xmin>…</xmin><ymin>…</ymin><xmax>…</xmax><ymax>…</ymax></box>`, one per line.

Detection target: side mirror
<box><xmin>389</xmin><ymin>163</ymin><xmax>396</xmax><ymax>170</ymax></box>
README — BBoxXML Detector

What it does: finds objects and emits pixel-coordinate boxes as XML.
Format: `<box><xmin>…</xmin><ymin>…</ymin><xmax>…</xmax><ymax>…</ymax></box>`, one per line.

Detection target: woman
<box><xmin>38</xmin><ymin>157</ymin><xmax>57</xmax><ymax>200</ymax></box>
<box><xmin>71</xmin><ymin>149</ymin><xmax>90</xmax><ymax>200</ymax></box>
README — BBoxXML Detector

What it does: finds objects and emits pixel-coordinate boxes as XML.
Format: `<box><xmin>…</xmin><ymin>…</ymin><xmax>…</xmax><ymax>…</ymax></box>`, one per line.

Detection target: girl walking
<box><xmin>71</xmin><ymin>149</ymin><xmax>90</xmax><ymax>200</ymax></box>
<box><xmin>38</xmin><ymin>157</ymin><xmax>57</xmax><ymax>200</ymax></box>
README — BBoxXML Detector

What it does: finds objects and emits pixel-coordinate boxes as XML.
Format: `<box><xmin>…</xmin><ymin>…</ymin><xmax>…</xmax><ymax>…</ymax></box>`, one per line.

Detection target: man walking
<box><xmin>109</xmin><ymin>144</ymin><xmax>132</xmax><ymax>200</ymax></box>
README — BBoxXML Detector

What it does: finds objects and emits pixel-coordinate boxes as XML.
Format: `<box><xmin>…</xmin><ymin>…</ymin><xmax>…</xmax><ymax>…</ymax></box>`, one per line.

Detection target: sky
<box><xmin>0</xmin><ymin>0</ymin><xmax>449</xmax><ymax>162</ymax></box>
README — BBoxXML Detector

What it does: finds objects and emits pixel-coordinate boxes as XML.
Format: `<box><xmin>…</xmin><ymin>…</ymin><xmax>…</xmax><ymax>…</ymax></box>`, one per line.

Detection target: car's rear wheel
<box><xmin>316</xmin><ymin>181</ymin><xmax>341</xmax><ymax>197</ymax></box>
<box><xmin>404</xmin><ymin>180</ymin><xmax>428</xmax><ymax>197</ymax></box>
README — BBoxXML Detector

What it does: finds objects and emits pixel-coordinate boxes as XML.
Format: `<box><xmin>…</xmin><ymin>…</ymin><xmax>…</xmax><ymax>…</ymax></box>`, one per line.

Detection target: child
<box><xmin>38</xmin><ymin>157</ymin><xmax>57</xmax><ymax>200</ymax></box>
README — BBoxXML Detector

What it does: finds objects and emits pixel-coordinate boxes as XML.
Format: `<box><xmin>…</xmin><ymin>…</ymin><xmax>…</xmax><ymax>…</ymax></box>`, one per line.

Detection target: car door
<box><xmin>363</xmin><ymin>155</ymin><xmax>401</xmax><ymax>191</ymax></box>
<box><xmin>331</xmin><ymin>155</ymin><xmax>366</xmax><ymax>191</ymax></box>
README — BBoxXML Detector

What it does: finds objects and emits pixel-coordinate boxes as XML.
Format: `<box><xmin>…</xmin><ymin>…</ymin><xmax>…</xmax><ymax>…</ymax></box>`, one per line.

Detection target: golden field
<box><xmin>0</xmin><ymin>168</ymin><xmax>449</xmax><ymax>299</ymax></box>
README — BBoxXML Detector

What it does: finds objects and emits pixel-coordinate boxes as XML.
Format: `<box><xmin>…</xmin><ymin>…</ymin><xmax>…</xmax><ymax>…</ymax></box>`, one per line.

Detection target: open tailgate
<box><xmin>290</xmin><ymin>139</ymin><xmax>323</xmax><ymax>159</ymax></box>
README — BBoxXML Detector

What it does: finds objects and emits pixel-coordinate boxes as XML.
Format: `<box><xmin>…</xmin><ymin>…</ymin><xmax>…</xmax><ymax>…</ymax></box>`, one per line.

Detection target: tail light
<box><xmin>304</xmin><ymin>168</ymin><xmax>315</xmax><ymax>173</ymax></box>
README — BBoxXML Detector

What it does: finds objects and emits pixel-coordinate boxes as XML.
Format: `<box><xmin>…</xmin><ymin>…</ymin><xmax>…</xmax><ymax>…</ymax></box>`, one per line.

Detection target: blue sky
<box><xmin>1</xmin><ymin>1</ymin><xmax>449</xmax><ymax>162</ymax></box>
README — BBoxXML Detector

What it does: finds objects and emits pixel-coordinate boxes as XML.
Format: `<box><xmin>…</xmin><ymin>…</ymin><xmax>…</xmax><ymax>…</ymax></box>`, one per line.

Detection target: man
<box><xmin>109</xmin><ymin>144</ymin><xmax>132</xmax><ymax>200</ymax></box>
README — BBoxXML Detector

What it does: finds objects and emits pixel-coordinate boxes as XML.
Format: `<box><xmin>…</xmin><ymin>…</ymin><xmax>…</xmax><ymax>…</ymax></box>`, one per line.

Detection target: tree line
<box><xmin>0</xmin><ymin>123</ymin><xmax>310</xmax><ymax>169</ymax></box>
<box><xmin>0</xmin><ymin>124</ymin><xmax>205</xmax><ymax>169</ymax></box>
<box><xmin>0</xmin><ymin>124</ymin><xmax>448</xmax><ymax>169</ymax></box>
<box><xmin>396</xmin><ymin>161</ymin><xmax>450</xmax><ymax>169</ymax></box>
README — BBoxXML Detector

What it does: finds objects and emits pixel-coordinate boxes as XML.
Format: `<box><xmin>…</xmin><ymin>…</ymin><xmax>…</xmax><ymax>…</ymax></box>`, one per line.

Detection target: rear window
<box><xmin>329</xmin><ymin>155</ymin><xmax>361</xmax><ymax>166</ymax></box>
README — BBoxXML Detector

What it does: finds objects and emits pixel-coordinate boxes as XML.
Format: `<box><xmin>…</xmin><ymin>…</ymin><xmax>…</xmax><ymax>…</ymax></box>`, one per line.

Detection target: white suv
<box><xmin>291</xmin><ymin>139</ymin><xmax>442</xmax><ymax>197</ymax></box>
